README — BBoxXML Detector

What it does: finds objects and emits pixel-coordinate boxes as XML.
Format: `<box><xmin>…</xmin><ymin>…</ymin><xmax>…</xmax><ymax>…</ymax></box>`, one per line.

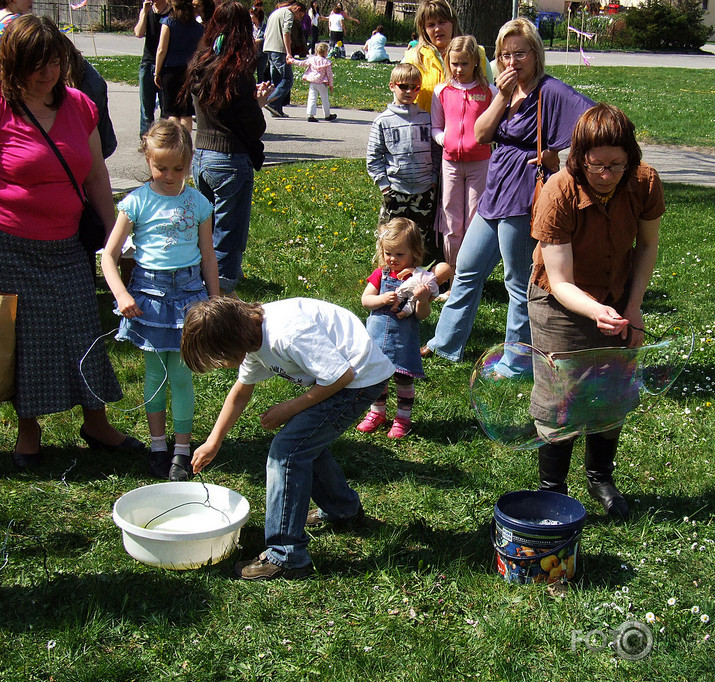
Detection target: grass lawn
<box><xmin>89</xmin><ymin>56</ymin><xmax>715</xmax><ymax>148</ymax></box>
<box><xmin>1</xmin><ymin>160</ymin><xmax>713</xmax><ymax>680</ymax></box>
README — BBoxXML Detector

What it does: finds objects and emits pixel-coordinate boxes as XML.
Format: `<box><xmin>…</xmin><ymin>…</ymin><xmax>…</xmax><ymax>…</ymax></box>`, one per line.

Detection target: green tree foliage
<box><xmin>625</xmin><ymin>0</ymin><xmax>713</xmax><ymax>50</ymax></box>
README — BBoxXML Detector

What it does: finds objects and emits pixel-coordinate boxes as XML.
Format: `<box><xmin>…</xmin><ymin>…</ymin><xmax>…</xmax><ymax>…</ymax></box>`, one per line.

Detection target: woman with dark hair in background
<box><xmin>0</xmin><ymin>16</ymin><xmax>143</xmax><ymax>468</ymax></box>
<box><xmin>185</xmin><ymin>0</ymin><xmax>273</xmax><ymax>296</ymax></box>
<box><xmin>154</xmin><ymin>0</ymin><xmax>203</xmax><ymax>131</ymax></box>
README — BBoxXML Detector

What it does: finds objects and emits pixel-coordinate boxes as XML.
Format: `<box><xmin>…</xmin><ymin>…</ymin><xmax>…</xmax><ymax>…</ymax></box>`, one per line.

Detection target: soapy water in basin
<box><xmin>142</xmin><ymin>475</ymin><xmax>231</xmax><ymax>530</ymax></box>
<box><xmin>145</xmin><ymin>506</ymin><xmax>230</xmax><ymax>532</ymax></box>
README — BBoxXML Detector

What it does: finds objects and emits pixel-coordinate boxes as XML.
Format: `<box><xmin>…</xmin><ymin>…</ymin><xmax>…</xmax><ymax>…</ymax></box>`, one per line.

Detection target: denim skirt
<box><xmin>116</xmin><ymin>264</ymin><xmax>208</xmax><ymax>352</ymax></box>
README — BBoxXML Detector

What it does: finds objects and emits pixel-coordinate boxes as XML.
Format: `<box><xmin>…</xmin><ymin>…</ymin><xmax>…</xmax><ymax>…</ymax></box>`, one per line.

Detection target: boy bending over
<box><xmin>181</xmin><ymin>297</ymin><xmax>394</xmax><ymax>580</ymax></box>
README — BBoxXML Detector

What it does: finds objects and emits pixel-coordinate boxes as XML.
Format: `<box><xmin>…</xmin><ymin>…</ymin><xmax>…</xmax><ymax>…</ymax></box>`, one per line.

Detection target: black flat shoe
<box><xmin>79</xmin><ymin>425</ymin><xmax>146</xmax><ymax>453</ymax></box>
<box><xmin>148</xmin><ymin>450</ymin><xmax>172</xmax><ymax>479</ymax></box>
<box><xmin>13</xmin><ymin>425</ymin><xmax>42</xmax><ymax>470</ymax></box>
<box><xmin>169</xmin><ymin>454</ymin><xmax>193</xmax><ymax>482</ymax></box>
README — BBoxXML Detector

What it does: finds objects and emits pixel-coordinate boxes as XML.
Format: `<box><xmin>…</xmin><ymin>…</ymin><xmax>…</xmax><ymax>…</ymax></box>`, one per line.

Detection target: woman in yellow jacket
<box><xmin>403</xmin><ymin>0</ymin><xmax>492</xmax><ymax>113</ymax></box>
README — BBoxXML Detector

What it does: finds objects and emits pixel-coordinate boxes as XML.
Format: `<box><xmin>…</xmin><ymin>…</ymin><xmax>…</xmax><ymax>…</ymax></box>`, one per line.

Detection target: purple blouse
<box><xmin>477</xmin><ymin>75</ymin><xmax>594</xmax><ymax>220</ymax></box>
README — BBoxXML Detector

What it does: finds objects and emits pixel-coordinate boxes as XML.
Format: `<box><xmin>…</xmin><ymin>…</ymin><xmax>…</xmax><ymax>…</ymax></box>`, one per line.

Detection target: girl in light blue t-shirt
<box><xmin>102</xmin><ymin>120</ymin><xmax>219</xmax><ymax>481</ymax></box>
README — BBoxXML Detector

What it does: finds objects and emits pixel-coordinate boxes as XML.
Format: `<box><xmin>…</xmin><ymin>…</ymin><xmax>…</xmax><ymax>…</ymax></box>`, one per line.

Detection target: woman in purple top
<box><xmin>422</xmin><ymin>18</ymin><xmax>593</xmax><ymax>375</ymax></box>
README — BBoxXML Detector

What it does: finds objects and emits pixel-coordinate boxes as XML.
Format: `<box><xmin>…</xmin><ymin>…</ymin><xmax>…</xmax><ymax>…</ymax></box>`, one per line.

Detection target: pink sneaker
<box><xmin>356</xmin><ymin>411</ymin><xmax>386</xmax><ymax>433</ymax></box>
<box><xmin>387</xmin><ymin>418</ymin><xmax>411</xmax><ymax>439</ymax></box>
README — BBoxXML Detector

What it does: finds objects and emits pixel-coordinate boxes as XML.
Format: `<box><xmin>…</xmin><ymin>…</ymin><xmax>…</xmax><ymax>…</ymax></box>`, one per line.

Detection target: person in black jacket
<box><xmin>183</xmin><ymin>0</ymin><xmax>273</xmax><ymax>296</ymax></box>
<box><xmin>134</xmin><ymin>0</ymin><xmax>170</xmax><ymax>142</ymax></box>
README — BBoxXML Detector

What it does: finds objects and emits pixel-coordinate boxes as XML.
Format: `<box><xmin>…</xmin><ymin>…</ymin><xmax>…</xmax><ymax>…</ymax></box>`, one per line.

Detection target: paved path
<box><xmin>71</xmin><ymin>33</ymin><xmax>715</xmax><ymax>69</ymax></box>
<box><xmin>70</xmin><ymin>33</ymin><xmax>714</xmax><ymax>191</ymax></box>
<box><xmin>105</xmin><ymin>82</ymin><xmax>715</xmax><ymax>193</ymax></box>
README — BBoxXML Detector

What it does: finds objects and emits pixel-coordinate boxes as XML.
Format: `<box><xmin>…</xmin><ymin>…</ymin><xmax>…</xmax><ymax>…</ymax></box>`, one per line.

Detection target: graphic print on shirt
<box><xmin>161</xmin><ymin>193</ymin><xmax>198</xmax><ymax>250</ymax></box>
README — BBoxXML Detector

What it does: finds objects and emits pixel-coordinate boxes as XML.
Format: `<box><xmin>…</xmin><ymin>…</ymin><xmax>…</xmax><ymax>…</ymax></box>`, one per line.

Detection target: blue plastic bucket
<box><xmin>491</xmin><ymin>490</ymin><xmax>586</xmax><ymax>585</ymax></box>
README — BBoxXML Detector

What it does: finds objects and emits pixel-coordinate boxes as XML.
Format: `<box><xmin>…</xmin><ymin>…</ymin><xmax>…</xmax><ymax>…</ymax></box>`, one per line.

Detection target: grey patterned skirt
<box><xmin>0</xmin><ymin>230</ymin><xmax>122</xmax><ymax>418</ymax></box>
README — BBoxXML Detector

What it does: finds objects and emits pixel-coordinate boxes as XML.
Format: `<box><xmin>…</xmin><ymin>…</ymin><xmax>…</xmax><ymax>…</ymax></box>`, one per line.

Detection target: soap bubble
<box><xmin>470</xmin><ymin>319</ymin><xmax>693</xmax><ymax>450</ymax></box>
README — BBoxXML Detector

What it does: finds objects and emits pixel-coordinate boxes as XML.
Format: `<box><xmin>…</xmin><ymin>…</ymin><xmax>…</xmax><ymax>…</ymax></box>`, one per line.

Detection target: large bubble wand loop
<box><xmin>141</xmin><ymin>473</ymin><xmax>231</xmax><ymax>529</ymax></box>
<box><xmin>469</xmin><ymin>318</ymin><xmax>694</xmax><ymax>451</ymax></box>
<box><xmin>79</xmin><ymin>327</ymin><xmax>168</xmax><ymax>412</ymax></box>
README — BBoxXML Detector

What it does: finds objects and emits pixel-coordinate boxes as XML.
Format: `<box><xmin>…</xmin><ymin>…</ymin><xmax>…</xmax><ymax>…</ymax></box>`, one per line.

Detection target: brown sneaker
<box><xmin>420</xmin><ymin>345</ymin><xmax>434</xmax><ymax>358</ymax></box>
<box><xmin>305</xmin><ymin>504</ymin><xmax>365</xmax><ymax>529</ymax></box>
<box><xmin>233</xmin><ymin>552</ymin><xmax>313</xmax><ymax>580</ymax></box>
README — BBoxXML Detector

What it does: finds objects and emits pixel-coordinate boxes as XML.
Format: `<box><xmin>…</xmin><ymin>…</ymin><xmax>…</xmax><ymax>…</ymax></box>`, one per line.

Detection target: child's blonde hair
<box><xmin>375</xmin><ymin>218</ymin><xmax>424</xmax><ymax>269</ymax></box>
<box><xmin>389</xmin><ymin>63</ymin><xmax>422</xmax><ymax>86</ymax></box>
<box><xmin>444</xmin><ymin>35</ymin><xmax>486</xmax><ymax>87</ymax></box>
<box><xmin>315</xmin><ymin>41</ymin><xmax>329</xmax><ymax>56</ymax></box>
<box><xmin>141</xmin><ymin>119</ymin><xmax>194</xmax><ymax>170</ymax></box>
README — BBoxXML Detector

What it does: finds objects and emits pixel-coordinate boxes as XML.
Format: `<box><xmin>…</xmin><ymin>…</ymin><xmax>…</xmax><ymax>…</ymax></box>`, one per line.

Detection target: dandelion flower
<box><xmin>668</xmin><ymin>597</ymin><xmax>677</xmax><ymax>606</ymax></box>
<box><xmin>692</xmin><ymin>605</ymin><xmax>700</xmax><ymax>614</ymax></box>
<box><xmin>646</xmin><ymin>612</ymin><xmax>656</xmax><ymax>623</ymax></box>
<box><xmin>701</xmin><ymin>614</ymin><xmax>710</xmax><ymax>624</ymax></box>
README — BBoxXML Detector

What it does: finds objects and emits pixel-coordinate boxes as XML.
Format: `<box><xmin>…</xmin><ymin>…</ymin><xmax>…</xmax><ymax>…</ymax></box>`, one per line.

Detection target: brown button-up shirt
<box><xmin>530</xmin><ymin>163</ymin><xmax>665</xmax><ymax>305</ymax></box>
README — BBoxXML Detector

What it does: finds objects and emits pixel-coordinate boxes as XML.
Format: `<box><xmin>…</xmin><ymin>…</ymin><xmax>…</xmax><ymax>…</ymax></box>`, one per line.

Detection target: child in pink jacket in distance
<box><xmin>292</xmin><ymin>41</ymin><xmax>337</xmax><ymax>122</ymax></box>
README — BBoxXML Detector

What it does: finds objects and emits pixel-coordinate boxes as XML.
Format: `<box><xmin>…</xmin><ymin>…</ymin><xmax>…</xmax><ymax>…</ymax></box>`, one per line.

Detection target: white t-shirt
<box><xmin>328</xmin><ymin>11</ymin><xmax>344</xmax><ymax>32</ymax></box>
<box><xmin>238</xmin><ymin>298</ymin><xmax>395</xmax><ymax>388</ymax></box>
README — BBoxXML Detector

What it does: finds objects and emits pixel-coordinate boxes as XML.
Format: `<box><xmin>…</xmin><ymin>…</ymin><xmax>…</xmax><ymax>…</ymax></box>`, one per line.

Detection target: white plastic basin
<box><xmin>113</xmin><ymin>482</ymin><xmax>250</xmax><ymax>570</ymax></box>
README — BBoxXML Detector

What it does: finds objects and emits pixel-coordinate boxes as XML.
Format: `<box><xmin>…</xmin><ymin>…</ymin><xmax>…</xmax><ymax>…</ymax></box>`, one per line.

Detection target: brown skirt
<box><xmin>527</xmin><ymin>282</ymin><xmax>639</xmax><ymax>434</ymax></box>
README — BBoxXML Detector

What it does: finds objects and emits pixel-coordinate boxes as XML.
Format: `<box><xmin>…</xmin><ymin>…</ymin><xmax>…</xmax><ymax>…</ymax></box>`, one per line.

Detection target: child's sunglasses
<box><xmin>395</xmin><ymin>83</ymin><xmax>421</xmax><ymax>92</ymax></box>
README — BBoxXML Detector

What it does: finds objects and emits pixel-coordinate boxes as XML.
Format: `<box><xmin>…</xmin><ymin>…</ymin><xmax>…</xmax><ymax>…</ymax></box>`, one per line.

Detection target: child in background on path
<box><xmin>292</xmin><ymin>41</ymin><xmax>337</xmax><ymax>122</ymax></box>
<box><xmin>101</xmin><ymin>120</ymin><xmax>220</xmax><ymax>481</ymax></box>
<box><xmin>431</xmin><ymin>36</ymin><xmax>495</xmax><ymax>279</ymax></box>
<box><xmin>358</xmin><ymin>218</ymin><xmax>449</xmax><ymax>439</ymax></box>
<box><xmin>366</xmin><ymin>63</ymin><xmax>442</xmax><ymax>267</ymax></box>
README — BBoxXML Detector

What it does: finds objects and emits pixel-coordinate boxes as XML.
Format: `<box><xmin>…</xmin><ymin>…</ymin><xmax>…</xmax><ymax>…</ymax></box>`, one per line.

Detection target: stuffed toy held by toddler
<box><xmin>394</xmin><ymin>268</ymin><xmax>438</xmax><ymax>319</ymax></box>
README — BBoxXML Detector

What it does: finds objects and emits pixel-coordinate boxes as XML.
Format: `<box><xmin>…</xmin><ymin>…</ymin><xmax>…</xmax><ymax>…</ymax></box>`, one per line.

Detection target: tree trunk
<box><xmin>452</xmin><ymin>0</ymin><xmax>513</xmax><ymax>58</ymax></box>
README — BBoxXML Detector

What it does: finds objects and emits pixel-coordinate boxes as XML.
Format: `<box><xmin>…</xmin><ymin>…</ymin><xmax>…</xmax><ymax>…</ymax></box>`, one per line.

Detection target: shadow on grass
<box><xmin>0</xmin><ymin>571</ymin><xmax>215</xmax><ymax>632</ymax></box>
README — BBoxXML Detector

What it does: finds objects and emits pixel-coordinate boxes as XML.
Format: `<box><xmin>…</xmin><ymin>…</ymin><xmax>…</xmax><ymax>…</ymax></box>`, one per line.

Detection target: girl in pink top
<box><xmin>292</xmin><ymin>42</ymin><xmax>336</xmax><ymax>122</ymax></box>
<box><xmin>431</xmin><ymin>36</ymin><xmax>495</xmax><ymax>273</ymax></box>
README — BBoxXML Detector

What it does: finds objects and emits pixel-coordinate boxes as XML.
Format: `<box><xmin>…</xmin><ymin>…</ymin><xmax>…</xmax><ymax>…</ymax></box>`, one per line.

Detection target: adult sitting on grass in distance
<box><xmin>184</xmin><ymin>0</ymin><xmax>273</xmax><ymax>297</ymax></box>
<box><xmin>0</xmin><ymin>15</ymin><xmax>144</xmax><ymax>468</ymax></box>
<box><xmin>364</xmin><ymin>25</ymin><xmax>389</xmax><ymax>63</ymax></box>
<box><xmin>180</xmin><ymin>297</ymin><xmax>394</xmax><ymax>580</ymax></box>
<box><xmin>529</xmin><ymin>103</ymin><xmax>664</xmax><ymax>518</ymax></box>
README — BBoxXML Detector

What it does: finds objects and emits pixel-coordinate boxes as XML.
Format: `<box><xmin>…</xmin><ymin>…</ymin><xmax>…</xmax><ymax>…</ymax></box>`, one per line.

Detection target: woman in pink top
<box><xmin>0</xmin><ymin>16</ymin><xmax>145</xmax><ymax>468</ymax></box>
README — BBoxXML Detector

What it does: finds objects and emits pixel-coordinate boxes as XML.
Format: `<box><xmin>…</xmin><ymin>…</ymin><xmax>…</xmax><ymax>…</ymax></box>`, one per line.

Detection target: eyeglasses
<box><xmin>583</xmin><ymin>162</ymin><xmax>628</xmax><ymax>174</ymax></box>
<box><xmin>498</xmin><ymin>49</ymin><xmax>532</xmax><ymax>62</ymax></box>
<box><xmin>395</xmin><ymin>83</ymin><xmax>421</xmax><ymax>92</ymax></box>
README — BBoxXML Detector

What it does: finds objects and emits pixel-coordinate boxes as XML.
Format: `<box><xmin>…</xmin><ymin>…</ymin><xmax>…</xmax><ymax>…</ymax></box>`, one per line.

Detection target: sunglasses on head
<box><xmin>395</xmin><ymin>83</ymin><xmax>421</xmax><ymax>92</ymax></box>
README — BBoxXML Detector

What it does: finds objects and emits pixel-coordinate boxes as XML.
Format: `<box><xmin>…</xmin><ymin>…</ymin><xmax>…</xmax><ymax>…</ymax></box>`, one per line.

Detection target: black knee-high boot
<box><xmin>584</xmin><ymin>433</ymin><xmax>629</xmax><ymax>518</ymax></box>
<box><xmin>538</xmin><ymin>440</ymin><xmax>574</xmax><ymax>494</ymax></box>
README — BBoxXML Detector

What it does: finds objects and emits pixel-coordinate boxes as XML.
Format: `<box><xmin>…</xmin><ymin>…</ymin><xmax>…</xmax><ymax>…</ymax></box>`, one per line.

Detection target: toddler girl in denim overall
<box><xmin>101</xmin><ymin>120</ymin><xmax>219</xmax><ymax>480</ymax></box>
<box><xmin>357</xmin><ymin>217</ymin><xmax>434</xmax><ymax>439</ymax></box>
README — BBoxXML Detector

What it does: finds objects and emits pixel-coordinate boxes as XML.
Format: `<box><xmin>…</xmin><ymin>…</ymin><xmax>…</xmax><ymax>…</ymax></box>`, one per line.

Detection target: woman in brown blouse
<box><xmin>528</xmin><ymin>103</ymin><xmax>665</xmax><ymax>518</ymax></box>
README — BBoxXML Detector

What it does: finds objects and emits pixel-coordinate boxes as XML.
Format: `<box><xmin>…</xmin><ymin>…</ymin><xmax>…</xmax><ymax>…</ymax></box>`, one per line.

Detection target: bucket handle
<box><xmin>490</xmin><ymin>518</ymin><xmax>579</xmax><ymax>563</ymax></box>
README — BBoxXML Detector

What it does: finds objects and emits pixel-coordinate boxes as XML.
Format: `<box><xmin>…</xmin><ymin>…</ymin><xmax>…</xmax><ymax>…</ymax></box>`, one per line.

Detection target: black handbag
<box><xmin>21</xmin><ymin>103</ymin><xmax>106</xmax><ymax>257</ymax></box>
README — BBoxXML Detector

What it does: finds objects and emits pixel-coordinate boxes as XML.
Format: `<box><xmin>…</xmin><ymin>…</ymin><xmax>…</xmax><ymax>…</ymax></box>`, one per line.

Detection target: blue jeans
<box><xmin>192</xmin><ymin>150</ymin><xmax>254</xmax><ymax>293</ymax></box>
<box><xmin>265</xmin><ymin>51</ymin><xmax>293</xmax><ymax>112</ymax></box>
<box><xmin>138</xmin><ymin>61</ymin><xmax>162</xmax><ymax>137</ymax></box>
<box><xmin>426</xmin><ymin>212</ymin><xmax>534</xmax><ymax>376</ymax></box>
<box><xmin>264</xmin><ymin>381</ymin><xmax>387</xmax><ymax>569</ymax></box>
